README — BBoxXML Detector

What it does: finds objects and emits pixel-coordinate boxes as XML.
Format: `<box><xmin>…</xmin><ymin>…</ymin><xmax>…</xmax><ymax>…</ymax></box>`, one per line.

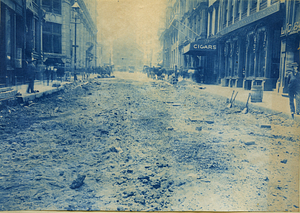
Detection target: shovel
<box><xmin>242</xmin><ymin>93</ymin><xmax>251</xmax><ymax>114</ymax></box>
<box><xmin>230</xmin><ymin>91</ymin><xmax>238</xmax><ymax>108</ymax></box>
<box><xmin>226</xmin><ymin>91</ymin><xmax>238</xmax><ymax>108</ymax></box>
<box><xmin>226</xmin><ymin>90</ymin><xmax>235</xmax><ymax>108</ymax></box>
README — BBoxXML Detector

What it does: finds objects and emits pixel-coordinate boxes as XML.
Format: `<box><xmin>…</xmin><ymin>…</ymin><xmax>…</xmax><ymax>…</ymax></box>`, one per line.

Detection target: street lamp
<box><xmin>72</xmin><ymin>1</ymin><xmax>80</xmax><ymax>81</ymax></box>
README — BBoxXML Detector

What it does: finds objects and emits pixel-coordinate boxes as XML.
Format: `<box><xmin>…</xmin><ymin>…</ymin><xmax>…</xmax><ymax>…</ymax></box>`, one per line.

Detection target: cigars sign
<box><xmin>183</xmin><ymin>42</ymin><xmax>217</xmax><ymax>55</ymax></box>
<box><xmin>192</xmin><ymin>44</ymin><xmax>217</xmax><ymax>50</ymax></box>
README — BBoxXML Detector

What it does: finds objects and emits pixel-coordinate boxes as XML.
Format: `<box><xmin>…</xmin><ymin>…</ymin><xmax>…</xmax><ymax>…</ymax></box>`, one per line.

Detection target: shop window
<box><xmin>33</xmin><ymin>19</ymin><xmax>40</xmax><ymax>52</ymax></box>
<box><xmin>246</xmin><ymin>34</ymin><xmax>255</xmax><ymax>77</ymax></box>
<box><xmin>257</xmin><ymin>30</ymin><xmax>267</xmax><ymax>77</ymax></box>
<box><xmin>233</xmin><ymin>40</ymin><xmax>239</xmax><ymax>77</ymax></box>
<box><xmin>43</xmin><ymin>22</ymin><xmax>62</xmax><ymax>54</ymax></box>
<box><xmin>5</xmin><ymin>8</ymin><xmax>13</xmax><ymax>68</ymax></box>
<box><xmin>42</xmin><ymin>0</ymin><xmax>61</xmax><ymax>14</ymax></box>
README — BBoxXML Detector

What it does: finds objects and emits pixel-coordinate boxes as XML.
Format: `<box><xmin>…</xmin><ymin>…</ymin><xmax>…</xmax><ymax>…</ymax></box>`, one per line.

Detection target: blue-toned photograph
<box><xmin>0</xmin><ymin>0</ymin><xmax>299</xmax><ymax>211</ymax></box>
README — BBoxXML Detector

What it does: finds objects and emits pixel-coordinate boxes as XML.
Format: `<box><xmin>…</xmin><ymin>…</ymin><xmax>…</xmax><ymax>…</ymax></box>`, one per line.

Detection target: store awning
<box><xmin>183</xmin><ymin>40</ymin><xmax>217</xmax><ymax>55</ymax></box>
<box><xmin>44</xmin><ymin>58</ymin><xmax>65</xmax><ymax>65</ymax></box>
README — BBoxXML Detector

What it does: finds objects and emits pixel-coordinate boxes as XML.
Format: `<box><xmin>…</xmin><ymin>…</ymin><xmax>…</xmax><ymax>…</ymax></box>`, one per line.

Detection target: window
<box><xmin>215</xmin><ymin>7</ymin><xmax>219</xmax><ymax>33</ymax></box>
<box><xmin>42</xmin><ymin>0</ymin><xmax>61</xmax><ymax>14</ymax></box>
<box><xmin>260</xmin><ymin>0</ymin><xmax>267</xmax><ymax>10</ymax></box>
<box><xmin>209</xmin><ymin>11</ymin><xmax>213</xmax><ymax>36</ymax></box>
<box><xmin>34</xmin><ymin>19</ymin><xmax>38</xmax><ymax>52</ymax></box>
<box><xmin>235</xmin><ymin>0</ymin><xmax>240</xmax><ymax>21</ymax></box>
<box><xmin>43</xmin><ymin>22</ymin><xmax>62</xmax><ymax>54</ymax></box>
<box><xmin>224</xmin><ymin>0</ymin><xmax>228</xmax><ymax>27</ymax></box>
<box><xmin>228</xmin><ymin>0</ymin><xmax>233</xmax><ymax>25</ymax></box>
<box><xmin>5</xmin><ymin>8</ymin><xmax>12</xmax><ymax>67</ymax></box>
<box><xmin>295</xmin><ymin>1</ymin><xmax>300</xmax><ymax>23</ymax></box>
<box><xmin>242</xmin><ymin>0</ymin><xmax>248</xmax><ymax>18</ymax></box>
<box><xmin>250</xmin><ymin>0</ymin><xmax>257</xmax><ymax>14</ymax></box>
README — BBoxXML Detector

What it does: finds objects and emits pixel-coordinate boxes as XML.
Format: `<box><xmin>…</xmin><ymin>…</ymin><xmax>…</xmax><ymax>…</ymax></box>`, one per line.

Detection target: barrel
<box><xmin>251</xmin><ymin>85</ymin><xmax>263</xmax><ymax>102</ymax></box>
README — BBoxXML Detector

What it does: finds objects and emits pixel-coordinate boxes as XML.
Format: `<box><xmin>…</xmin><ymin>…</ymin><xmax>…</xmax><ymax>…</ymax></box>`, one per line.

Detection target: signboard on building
<box><xmin>183</xmin><ymin>41</ymin><xmax>217</xmax><ymax>55</ymax></box>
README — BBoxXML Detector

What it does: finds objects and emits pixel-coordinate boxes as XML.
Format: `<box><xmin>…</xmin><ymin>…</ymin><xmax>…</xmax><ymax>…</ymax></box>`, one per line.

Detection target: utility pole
<box><xmin>72</xmin><ymin>1</ymin><xmax>80</xmax><ymax>81</ymax></box>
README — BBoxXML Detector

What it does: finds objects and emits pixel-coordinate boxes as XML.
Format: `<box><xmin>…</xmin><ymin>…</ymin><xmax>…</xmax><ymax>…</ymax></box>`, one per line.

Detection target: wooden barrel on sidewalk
<box><xmin>251</xmin><ymin>85</ymin><xmax>263</xmax><ymax>102</ymax></box>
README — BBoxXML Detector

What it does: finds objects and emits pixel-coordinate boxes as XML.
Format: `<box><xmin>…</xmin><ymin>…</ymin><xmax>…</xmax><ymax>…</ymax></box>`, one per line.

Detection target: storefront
<box><xmin>183</xmin><ymin>40</ymin><xmax>218</xmax><ymax>83</ymax></box>
<box><xmin>0</xmin><ymin>0</ymin><xmax>25</xmax><ymax>87</ymax></box>
<box><xmin>215</xmin><ymin>1</ymin><xmax>282</xmax><ymax>91</ymax></box>
<box><xmin>277</xmin><ymin>0</ymin><xmax>300</xmax><ymax>94</ymax></box>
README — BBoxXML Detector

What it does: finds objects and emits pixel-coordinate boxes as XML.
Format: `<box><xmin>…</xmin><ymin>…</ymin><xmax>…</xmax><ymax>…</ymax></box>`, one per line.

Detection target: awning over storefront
<box><xmin>44</xmin><ymin>58</ymin><xmax>65</xmax><ymax>66</ymax></box>
<box><xmin>183</xmin><ymin>40</ymin><xmax>217</xmax><ymax>55</ymax></box>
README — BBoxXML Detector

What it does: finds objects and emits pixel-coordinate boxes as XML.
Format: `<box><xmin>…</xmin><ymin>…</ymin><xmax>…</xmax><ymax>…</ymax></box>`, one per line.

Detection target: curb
<box><xmin>21</xmin><ymin>86</ymin><xmax>65</xmax><ymax>102</ymax></box>
<box><xmin>199</xmin><ymin>88</ymin><xmax>300</xmax><ymax>122</ymax></box>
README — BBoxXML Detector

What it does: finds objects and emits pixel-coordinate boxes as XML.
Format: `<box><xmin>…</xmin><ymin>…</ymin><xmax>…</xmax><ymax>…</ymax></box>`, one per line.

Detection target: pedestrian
<box><xmin>26</xmin><ymin>60</ymin><xmax>36</xmax><ymax>93</ymax></box>
<box><xmin>287</xmin><ymin>62</ymin><xmax>299</xmax><ymax>119</ymax></box>
<box><xmin>45</xmin><ymin>66</ymin><xmax>51</xmax><ymax>86</ymax></box>
<box><xmin>295</xmin><ymin>64</ymin><xmax>300</xmax><ymax>115</ymax></box>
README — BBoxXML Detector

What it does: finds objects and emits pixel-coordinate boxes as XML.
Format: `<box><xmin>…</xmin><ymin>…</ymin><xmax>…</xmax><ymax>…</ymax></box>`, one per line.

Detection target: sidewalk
<box><xmin>12</xmin><ymin>80</ymin><xmax>72</xmax><ymax>102</ymax></box>
<box><xmin>0</xmin><ymin>74</ymin><xmax>98</xmax><ymax>104</ymax></box>
<box><xmin>181</xmin><ymin>79</ymin><xmax>299</xmax><ymax>122</ymax></box>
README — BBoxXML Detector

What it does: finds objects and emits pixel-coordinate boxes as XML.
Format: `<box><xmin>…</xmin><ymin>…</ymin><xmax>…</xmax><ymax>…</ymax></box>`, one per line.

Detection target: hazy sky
<box><xmin>96</xmin><ymin>0</ymin><xmax>167</xmax><ymax>49</ymax></box>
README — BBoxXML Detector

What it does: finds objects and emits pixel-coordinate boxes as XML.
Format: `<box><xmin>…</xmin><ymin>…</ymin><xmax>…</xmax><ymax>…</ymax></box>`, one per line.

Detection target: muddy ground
<box><xmin>0</xmin><ymin>72</ymin><xmax>299</xmax><ymax>211</ymax></box>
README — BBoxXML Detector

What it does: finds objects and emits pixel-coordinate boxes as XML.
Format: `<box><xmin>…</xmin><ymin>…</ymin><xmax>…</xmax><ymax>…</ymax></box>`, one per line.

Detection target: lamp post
<box><xmin>72</xmin><ymin>1</ymin><xmax>80</xmax><ymax>81</ymax></box>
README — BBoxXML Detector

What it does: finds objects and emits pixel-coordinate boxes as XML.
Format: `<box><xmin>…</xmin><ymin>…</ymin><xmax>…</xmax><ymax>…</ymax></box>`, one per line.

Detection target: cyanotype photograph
<box><xmin>0</xmin><ymin>0</ymin><xmax>299</xmax><ymax>211</ymax></box>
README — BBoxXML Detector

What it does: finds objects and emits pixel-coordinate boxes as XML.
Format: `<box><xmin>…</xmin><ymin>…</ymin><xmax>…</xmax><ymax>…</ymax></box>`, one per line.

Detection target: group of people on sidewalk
<box><xmin>287</xmin><ymin>62</ymin><xmax>300</xmax><ymax>119</ymax></box>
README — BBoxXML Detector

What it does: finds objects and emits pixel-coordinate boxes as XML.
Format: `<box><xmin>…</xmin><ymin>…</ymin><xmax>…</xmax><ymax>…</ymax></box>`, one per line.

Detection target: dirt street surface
<box><xmin>0</xmin><ymin>72</ymin><xmax>299</xmax><ymax>211</ymax></box>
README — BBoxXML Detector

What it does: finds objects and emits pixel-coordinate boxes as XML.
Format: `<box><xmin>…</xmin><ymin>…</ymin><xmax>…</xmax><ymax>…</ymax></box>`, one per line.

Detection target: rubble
<box><xmin>70</xmin><ymin>174</ymin><xmax>86</xmax><ymax>189</ymax></box>
<box><xmin>0</xmin><ymin>73</ymin><xmax>299</xmax><ymax>211</ymax></box>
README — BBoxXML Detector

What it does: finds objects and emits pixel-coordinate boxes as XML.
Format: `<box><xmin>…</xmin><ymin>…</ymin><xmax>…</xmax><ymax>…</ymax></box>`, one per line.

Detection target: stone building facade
<box><xmin>278</xmin><ymin>0</ymin><xmax>300</xmax><ymax>93</ymax></box>
<box><xmin>160</xmin><ymin>0</ymin><xmax>208</xmax><ymax>71</ymax></box>
<box><xmin>208</xmin><ymin>0</ymin><xmax>283</xmax><ymax>91</ymax></box>
<box><xmin>0</xmin><ymin>0</ymin><xmax>27</xmax><ymax>86</ymax></box>
<box><xmin>0</xmin><ymin>0</ymin><xmax>98</xmax><ymax>87</ymax></box>
<box><xmin>161</xmin><ymin>0</ymin><xmax>300</xmax><ymax>93</ymax></box>
<box><xmin>43</xmin><ymin>0</ymin><xmax>98</xmax><ymax>73</ymax></box>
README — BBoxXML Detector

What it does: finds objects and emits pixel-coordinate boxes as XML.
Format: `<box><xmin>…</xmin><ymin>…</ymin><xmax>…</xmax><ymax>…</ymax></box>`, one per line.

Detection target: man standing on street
<box><xmin>26</xmin><ymin>60</ymin><xmax>37</xmax><ymax>93</ymax></box>
<box><xmin>287</xmin><ymin>62</ymin><xmax>299</xmax><ymax>119</ymax></box>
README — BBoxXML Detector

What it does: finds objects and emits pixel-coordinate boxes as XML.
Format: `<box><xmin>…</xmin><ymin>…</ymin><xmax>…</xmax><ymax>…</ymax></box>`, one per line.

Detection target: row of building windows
<box><xmin>42</xmin><ymin>0</ymin><xmax>61</xmax><ymax>14</ymax></box>
<box><xmin>43</xmin><ymin>22</ymin><xmax>62</xmax><ymax>54</ymax></box>
<box><xmin>207</xmin><ymin>0</ymin><xmax>280</xmax><ymax>37</ymax></box>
